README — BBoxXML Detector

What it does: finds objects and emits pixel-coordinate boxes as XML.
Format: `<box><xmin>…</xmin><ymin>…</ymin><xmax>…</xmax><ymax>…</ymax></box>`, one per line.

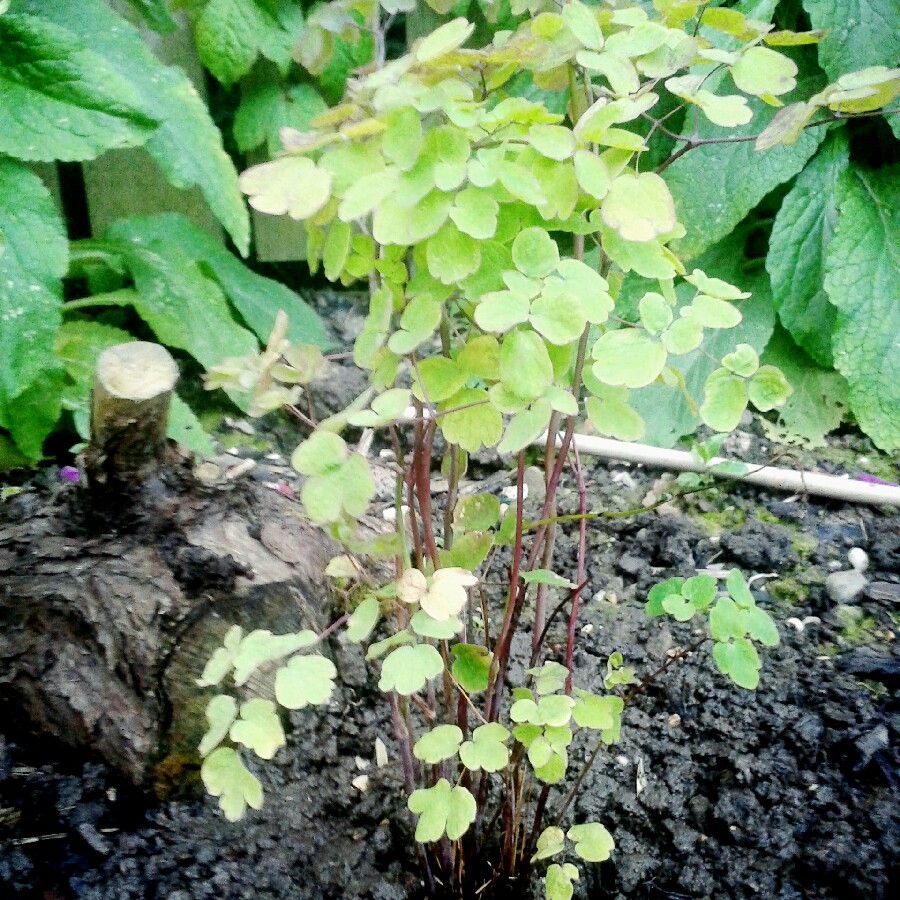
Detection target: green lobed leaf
<box><xmin>274</xmin><ymin>653</ymin><xmax>337</xmax><ymax>708</ymax></box>
<box><xmin>766</xmin><ymin>131</ymin><xmax>849</xmax><ymax>366</ymax></box>
<box><xmin>498</xmin><ymin>399</ymin><xmax>553</xmax><ymax>455</ymax></box>
<box><xmin>379</xmin><ymin>643</ymin><xmax>444</xmax><ymax>695</ymax></box>
<box><xmin>534</xmin><ymin>747</ymin><xmax>568</xmax><ymax>784</ymax></box>
<box><xmin>747</xmin><ymin>606</ymin><xmax>780</xmax><ymax>646</ymax></box>
<box><xmin>722</xmin><ymin>343</ymin><xmax>760</xmax><ymax>377</ymax></box>
<box><xmin>645</xmin><ymin>577</ymin><xmax>685</xmax><ymax>616</ymax></box>
<box><xmin>572</xmin><ymin>693</ymin><xmax>620</xmax><ymax>730</ymax></box>
<box><xmin>500</xmin><ymin>331</ymin><xmax>554</xmax><ymax>401</ymax></box>
<box><xmin>26</xmin><ymin>0</ymin><xmax>250</xmax><ymax>252</ymax></box>
<box><xmin>529</xmin><ymin>291</ymin><xmax>587</xmax><ymax>345</ymax></box>
<box><xmin>198</xmin><ymin>695</ymin><xmax>238</xmax><ymax>758</ymax></box>
<box><xmin>365</xmin><ymin>630</ymin><xmax>415</xmax><ymax>661</ymax></box>
<box><xmin>229</xmin><ymin>699</ymin><xmax>286</xmax><ymax>760</ymax></box>
<box><xmin>533</xmin><ymin>824</ymin><xmax>566</xmax><ymax>862</ymax></box>
<box><xmin>713</xmin><ymin>638</ymin><xmax>761</xmax><ymax>689</ymax></box>
<box><xmin>439</xmin><ymin>388</ymin><xmax>502</xmax><ymax>452</ymax></box>
<box><xmin>591</xmin><ymin>329</ymin><xmax>667</xmax><ymax>389</ymax></box>
<box><xmin>568</xmin><ymin>822</ymin><xmax>615</xmax><ymax>862</ymax></box>
<box><xmin>602</xmin><ymin>173</ymin><xmax>677</xmax><ymax>242</ymax></box>
<box><xmin>474</xmin><ymin>290</ymin><xmax>531</xmax><ymax>333</ymax></box>
<box><xmin>410</xmin><ymin>610</ymin><xmax>463</xmax><ymax>640</ymax></box>
<box><xmin>748</xmin><ymin>365</ymin><xmax>792</xmax><ymax>411</ymax></box>
<box><xmin>450</xmin><ymin>643</ymin><xmax>492</xmax><ymax>693</ymax></box>
<box><xmin>512</xmin><ymin>228</ymin><xmax>560</xmax><ymax>278</ymax></box>
<box><xmin>346</xmin><ymin>596</ymin><xmax>380</xmax><ymax>643</ymax></box>
<box><xmin>522</xmin><ymin>570</ymin><xmax>575</xmax><ymax>589</ymax></box>
<box><xmin>528</xmin><ymin>661</ymin><xmax>569</xmax><ymax>695</ymax></box>
<box><xmin>700</xmin><ymin>369</ymin><xmax>750</xmax><ymax>432</ymax></box>
<box><xmin>197</xmin><ymin>625</ymin><xmax>244</xmax><ymax>687</ymax></box>
<box><xmin>584</xmin><ymin>393</ymin><xmax>646</xmax><ymax>442</ymax></box>
<box><xmin>292</xmin><ymin>431</ymin><xmax>347</xmax><ymax>475</ymax></box>
<box><xmin>241</xmin><ymin>156</ymin><xmax>333</xmax><ymax>221</ymax></box>
<box><xmin>454</xmin><ymin>493</ymin><xmax>501</xmax><ymax>531</ymax></box>
<box><xmin>426</xmin><ymin>221</ymin><xmax>482</xmax><ymax>284</ymax></box>
<box><xmin>545</xmin><ymin>862</ymin><xmax>579</xmax><ymax>900</ymax></box>
<box><xmin>302</xmin><ymin>472</ymin><xmax>345</xmax><ymax>521</ymax></box>
<box><xmin>459</xmin><ymin>722</ymin><xmax>509</xmax><ymax>773</ymax></box>
<box><xmin>823</xmin><ymin>165</ymin><xmax>900</xmax><ymax>450</ymax></box>
<box><xmin>730</xmin><ymin>46</ymin><xmax>798</xmax><ymax>96</ymax></box>
<box><xmin>413</xmin><ymin>725</ymin><xmax>463</xmax><ymax>764</ymax></box>
<box><xmin>407</xmin><ymin>778</ymin><xmax>476</xmax><ymax>842</ymax></box>
<box><xmin>233</xmin><ymin>629</ymin><xmax>318</xmax><ymax>686</ymax></box>
<box><xmin>709</xmin><ymin>597</ymin><xmax>749</xmax><ymax>642</ymax></box>
<box><xmin>449</xmin><ymin>531</ymin><xmax>493</xmax><ymax>570</ymax></box>
<box><xmin>201</xmin><ymin>747</ymin><xmax>263</xmax><ymax>822</ymax></box>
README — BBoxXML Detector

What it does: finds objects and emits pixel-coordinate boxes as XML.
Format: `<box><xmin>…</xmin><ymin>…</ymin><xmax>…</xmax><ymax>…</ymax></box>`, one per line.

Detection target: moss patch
<box><xmin>691</xmin><ymin>503</ymin><xmax>747</xmax><ymax>536</ymax></box>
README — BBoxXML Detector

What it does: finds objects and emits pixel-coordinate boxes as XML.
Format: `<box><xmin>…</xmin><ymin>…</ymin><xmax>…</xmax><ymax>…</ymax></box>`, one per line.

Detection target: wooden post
<box><xmin>84</xmin><ymin>341</ymin><xmax>179</xmax><ymax>488</ymax></box>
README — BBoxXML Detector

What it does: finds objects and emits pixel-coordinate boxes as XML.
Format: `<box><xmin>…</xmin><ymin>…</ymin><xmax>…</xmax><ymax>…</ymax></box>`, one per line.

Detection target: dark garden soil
<box><xmin>2</xmin><ymin>430</ymin><xmax>897</xmax><ymax>900</ymax></box>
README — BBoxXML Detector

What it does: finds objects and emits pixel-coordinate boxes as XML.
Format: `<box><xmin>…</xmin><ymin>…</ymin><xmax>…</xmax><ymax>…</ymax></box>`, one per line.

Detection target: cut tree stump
<box><xmin>0</xmin><ymin>343</ymin><xmax>341</xmax><ymax>786</ymax></box>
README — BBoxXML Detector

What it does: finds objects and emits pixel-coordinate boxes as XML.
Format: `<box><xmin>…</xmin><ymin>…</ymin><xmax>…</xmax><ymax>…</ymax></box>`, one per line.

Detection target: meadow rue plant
<box><xmin>198</xmin><ymin>2</ymin><xmax>896</xmax><ymax>896</ymax></box>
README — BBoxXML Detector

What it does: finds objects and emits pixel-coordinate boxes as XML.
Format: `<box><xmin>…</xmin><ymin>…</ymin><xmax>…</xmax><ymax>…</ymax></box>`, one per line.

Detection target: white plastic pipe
<box><xmin>544</xmin><ymin>431</ymin><xmax>900</xmax><ymax>507</ymax></box>
<box><xmin>399</xmin><ymin>407</ymin><xmax>899</xmax><ymax>506</ymax></box>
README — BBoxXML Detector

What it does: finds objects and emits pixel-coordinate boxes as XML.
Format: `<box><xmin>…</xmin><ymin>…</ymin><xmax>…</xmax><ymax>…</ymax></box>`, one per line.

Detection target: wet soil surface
<box><xmin>1</xmin><ymin>430</ymin><xmax>898</xmax><ymax>900</ymax></box>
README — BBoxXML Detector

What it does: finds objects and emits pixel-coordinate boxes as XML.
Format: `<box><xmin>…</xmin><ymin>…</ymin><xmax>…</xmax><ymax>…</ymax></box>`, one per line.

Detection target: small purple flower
<box><xmin>856</xmin><ymin>472</ymin><xmax>897</xmax><ymax>487</ymax></box>
<box><xmin>58</xmin><ymin>466</ymin><xmax>80</xmax><ymax>484</ymax></box>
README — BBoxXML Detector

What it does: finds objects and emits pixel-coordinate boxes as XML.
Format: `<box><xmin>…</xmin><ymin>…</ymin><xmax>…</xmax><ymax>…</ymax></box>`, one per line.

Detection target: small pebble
<box><xmin>500</xmin><ymin>484</ymin><xmax>528</xmax><ymax>502</ymax></box>
<box><xmin>580</xmin><ymin>623</ymin><xmax>593</xmax><ymax>635</ymax></box>
<box><xmin>351</xmin><ymin>775</ymin><xmax>370</xmax><ymax>793</ymax></box>
<box><xmin>848</xmin><ymin>547</ymin><xmax>869</xmax><ymax>572</ymax></box>
<box><xmin>668</xmin><ymin>714</ymin><xmax>681</xmax><ymax>728</ymax></box>
<box><xmin>825</xmin><ymin>570</ymin><xmax>868</xmax><ymax>604</ymax></box>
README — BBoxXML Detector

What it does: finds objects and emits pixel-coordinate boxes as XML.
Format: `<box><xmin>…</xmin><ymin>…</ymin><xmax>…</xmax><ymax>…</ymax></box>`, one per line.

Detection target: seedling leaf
<box><xmin>201</xmin><ymin>747</ymin><xmax>263</xmax><ymax>822</ymax></box>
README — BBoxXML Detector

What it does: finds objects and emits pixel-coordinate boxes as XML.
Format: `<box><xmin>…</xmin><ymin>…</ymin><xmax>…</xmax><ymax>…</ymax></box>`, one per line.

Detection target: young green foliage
<box><xmin>192</xmin><ymin>3</ymin><xmax>889</xmax><ymax>896</ymax></box>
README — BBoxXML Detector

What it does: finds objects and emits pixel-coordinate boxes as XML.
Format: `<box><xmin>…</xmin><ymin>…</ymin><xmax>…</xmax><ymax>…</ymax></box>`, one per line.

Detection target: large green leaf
<box><xmin>0</xmin><ymin>13</ymin><xmax>157</xmax><ymax>162</ymax></box>
<box><xmin>760</xmin><ymin>327</ymin><xmax>849</xmax><ymax>447</ymax></box>
<box><xmin>824</xmin><ymin>165</ymin><xmax>899</xmax><ymax>450</ymax></box>
<box><xmin>103</xmin><ymin>224</ymin><xmax>258</xmax><ymax>370</ymax></box>
<box><xmin>196</xmin><ymin>0</ymin><xmax>305</xmax><ymax>84</ymax></box>
<box><xmin>664</xmin><ymin>51</ymin><xmax>827</xmax><ymax>260</ymax></box>
<box><xmin>23</xmin><ymin>0</ymin><xmax>250</xmax><ymax>253</ymax></box>
<box><xmin>766</xmin><ymin>130</ymin><xmax>849</xmax><ymax>367</ymax></box>
<box><xmin>107</xmin><ymin>214</ymin><xmax>329</xmax><ymax>347</ymax></box>
<box><xmin>122</xmin><ymin>1</ymin><xmax>178</xmax><ymax>33</ymax></box>
<box><xmin>802</xmin><ymin>0</ymin><xmax>900</xmax><ymax>81</ymax></box>
<box><xmin>0</xmin><ymin>158</ymin><xmax>65</xmax><ymax>402</ymax></box>
<box><xmin>234</xmin><ymin>82</ymin><xmax>326</xmax><ymax>157</ymax></box>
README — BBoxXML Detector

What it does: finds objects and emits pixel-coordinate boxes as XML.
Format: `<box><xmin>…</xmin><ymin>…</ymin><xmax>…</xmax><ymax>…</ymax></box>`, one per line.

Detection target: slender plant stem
<box><xmin>444</xmin><ymin>444</ymin><xmax>461</xmax><ymax>552</ymax></box>
<box><xmin>485</xmin><ymin>452</ymin><xmax>526</xmax><ymax>722</ymax></box>
<box><xmin>389</xmin><ymin>692</ymin><xmax>436</xmax><ymax>894</ymax></box>
<box><xmin>62</xmin><ymin>288</ymin><xmax>137</xmax><ymax>311</ymax></box>
<box><xmin>564</xmin><ymin>440</ymin><xmax>588</xmax><ymax>693</ymax></box>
